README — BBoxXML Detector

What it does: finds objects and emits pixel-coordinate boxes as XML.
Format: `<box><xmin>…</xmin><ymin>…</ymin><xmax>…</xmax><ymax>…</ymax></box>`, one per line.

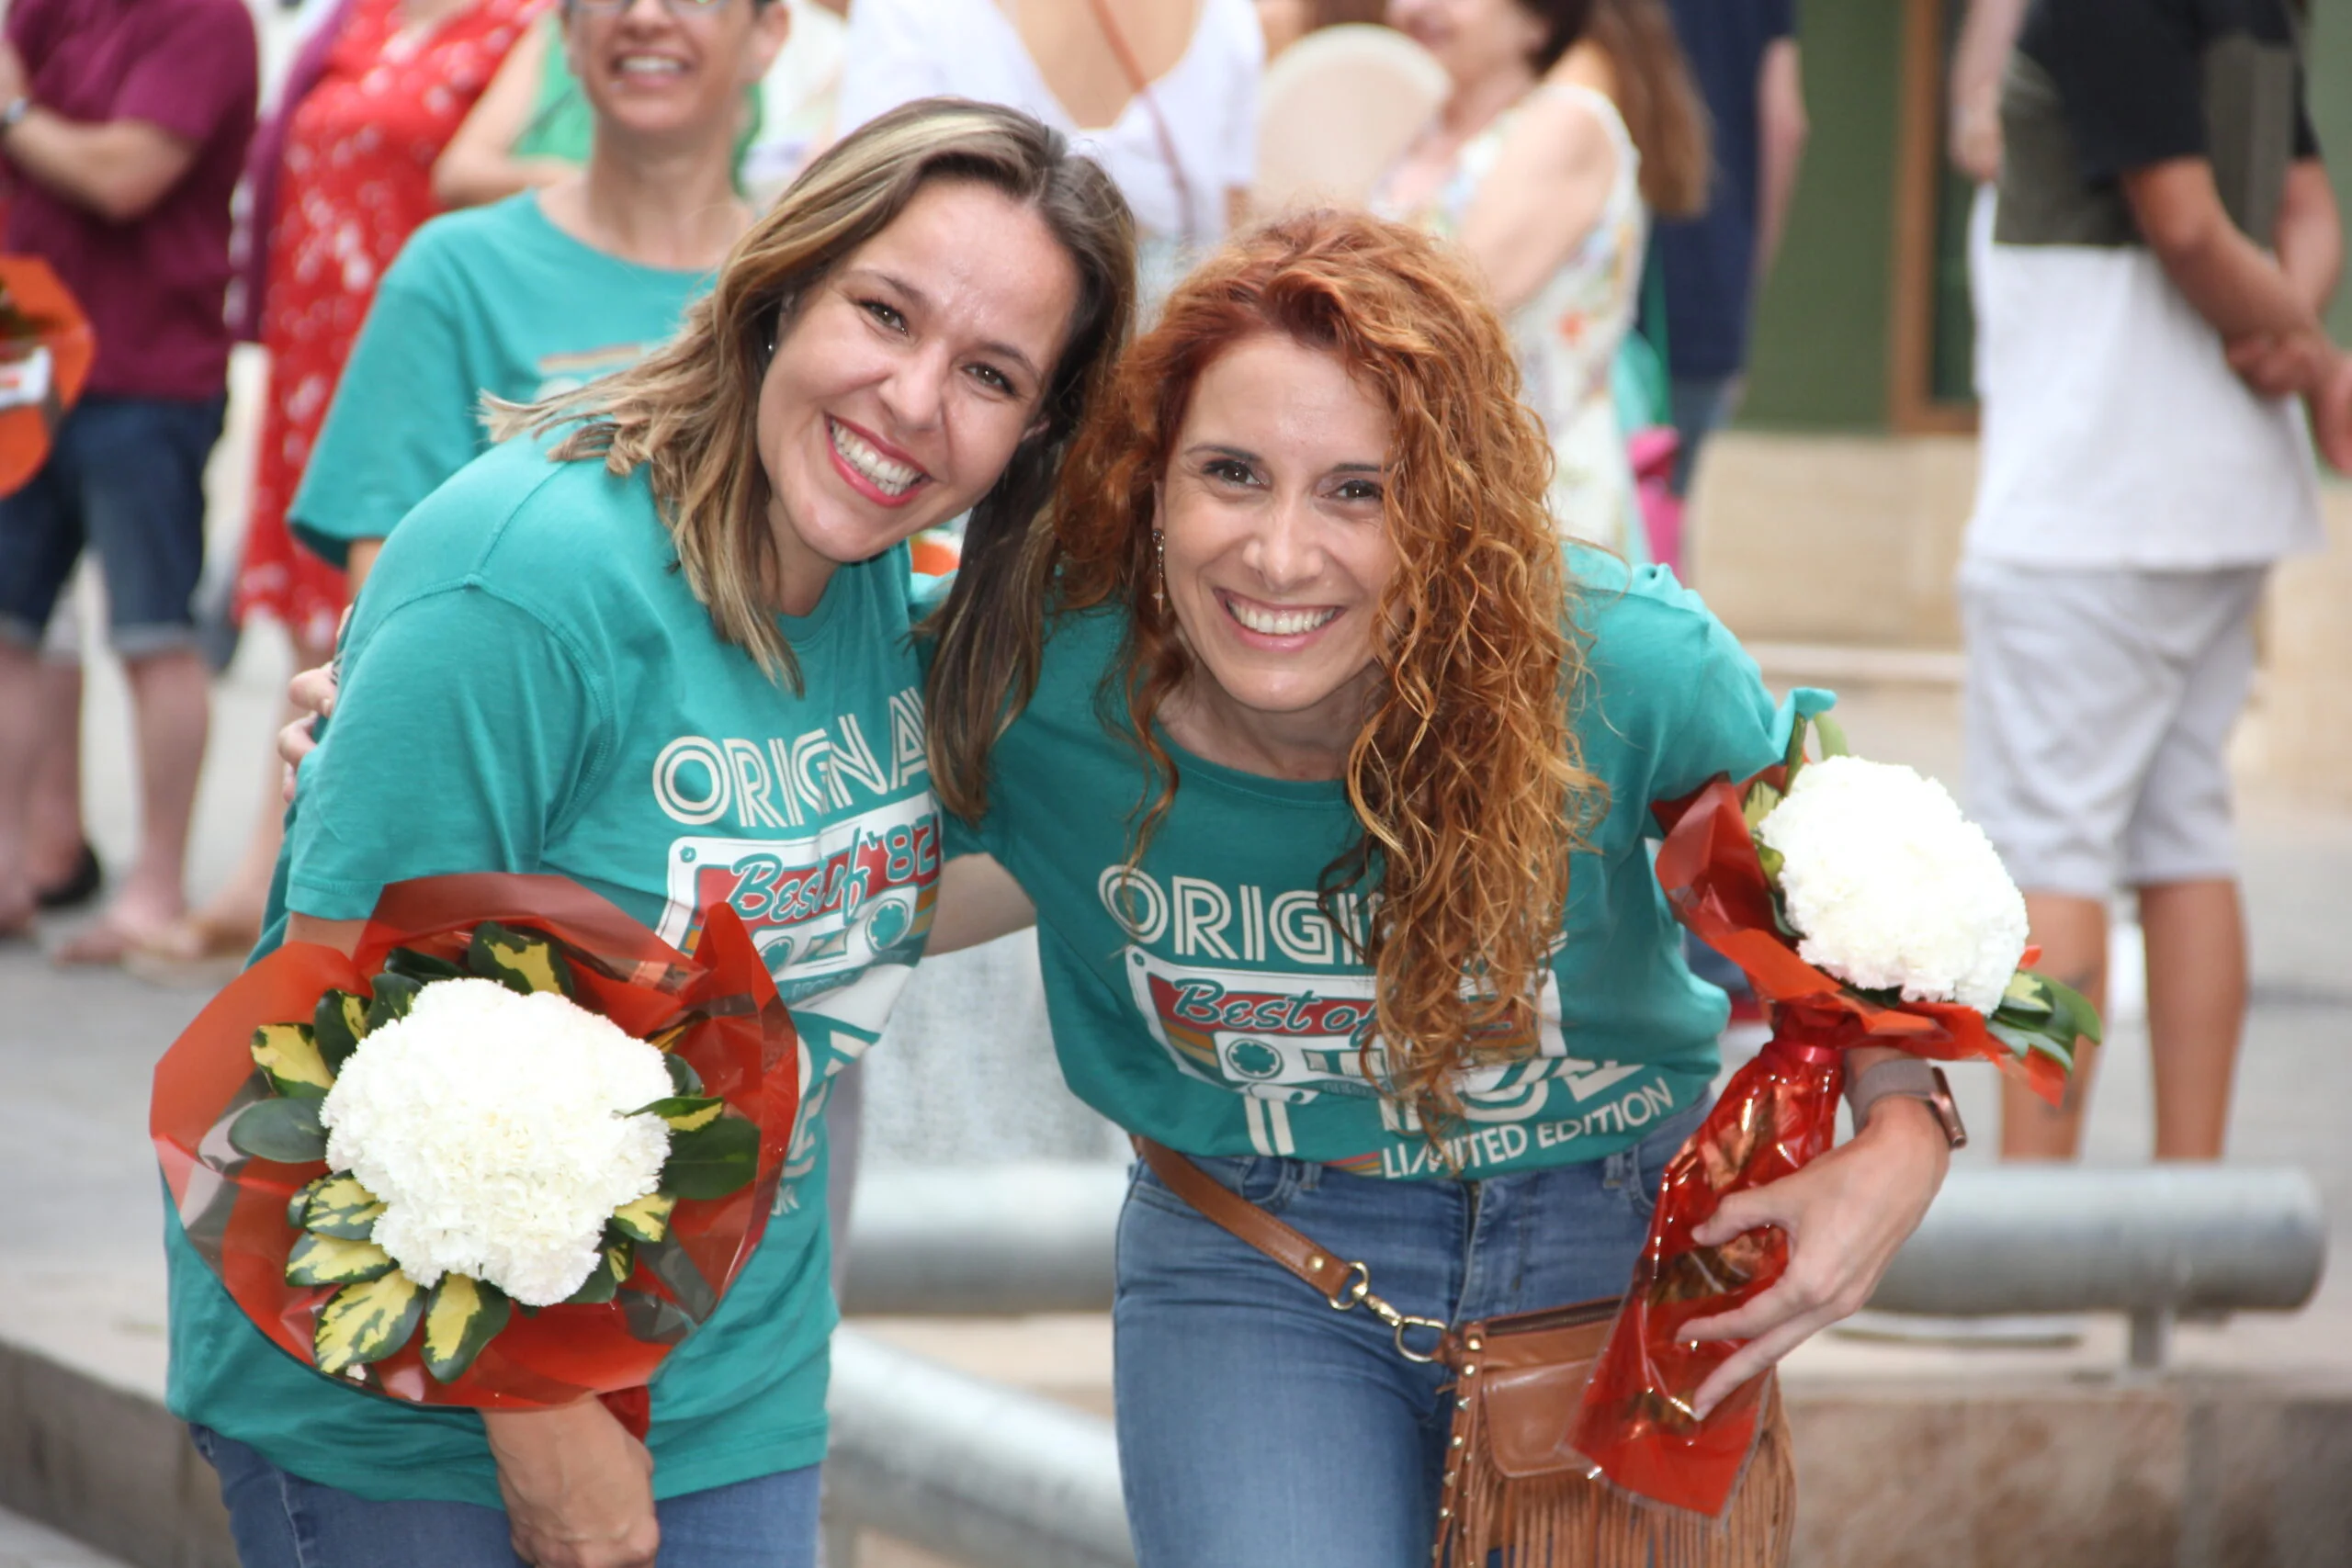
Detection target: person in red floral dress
<box><xmin>147</xmin><ymin>0</ymin><xmax>543</xmax><ymax>966</ymax></box>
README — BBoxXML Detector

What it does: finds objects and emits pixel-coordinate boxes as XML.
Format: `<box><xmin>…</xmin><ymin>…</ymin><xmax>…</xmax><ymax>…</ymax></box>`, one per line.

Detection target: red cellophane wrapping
<box><xmin>152</xmin><ymin>874</ymin><xmax>799</xmax><ymax>1433</ymax></box>
<box><xmin>1568</xmin><ymin>774</ymin><xmax>2067</xmax><ymax>1516</ymax></box>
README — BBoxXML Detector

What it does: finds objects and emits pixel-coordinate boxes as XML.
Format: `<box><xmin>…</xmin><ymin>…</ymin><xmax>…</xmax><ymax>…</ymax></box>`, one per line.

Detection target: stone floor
<box><xmin>0</xmin><ymin>1509</ymin><xmax>124</xmax><ymax>1568</ymax></box>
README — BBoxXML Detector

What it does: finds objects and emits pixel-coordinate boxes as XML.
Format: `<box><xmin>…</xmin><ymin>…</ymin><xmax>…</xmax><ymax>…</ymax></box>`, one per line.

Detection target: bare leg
<box><xmin>2000</xmin><ymin>891</ymin><xmax>2107</xmax><ymax>1160</ymax></box>
<box><xmin>0</xmin><ymin>642</ymin><xmax>42</xmax><ymax>931</ymax></box>
<box><xmin>58</xmin><ymin>647</ymin><xmax>209</xmax><ymax>959</ymax></box>
<box><xmin>25</xmin><ymin>660</ymin><xmax>86</xmax><ymax>891</ymax></box>
<box><xmin>2135</xmin><ymin>877</ymin><xmax>2245</xmax><ymax>1160</ymax></box>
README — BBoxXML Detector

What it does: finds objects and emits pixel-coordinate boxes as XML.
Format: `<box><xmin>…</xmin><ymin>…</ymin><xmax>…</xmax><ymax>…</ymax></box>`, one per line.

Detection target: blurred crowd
<box><xmin>0</xmin><ymin>0</ymin><xmax>2343</xmax><ymax>1168</ymax></box>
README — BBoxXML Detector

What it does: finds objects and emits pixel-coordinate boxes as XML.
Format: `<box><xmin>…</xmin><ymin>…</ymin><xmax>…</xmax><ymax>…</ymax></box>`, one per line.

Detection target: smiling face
<box><xmin>1386</xmin><ymin>0</ymin><xmax>1548</xmax><ymax>86</ymax></box>
<box><xmin>755</xmin><ymin>178</ymin><xmax>1081</xmax><ymax>612</ymax></box>
<box><xmin>565</xmin><ymin>0</ymin><xmax>790</xmax><ymax>147</ymax></box>
<box><xmin>1158</xmin><ymin>334</ymin><xmax>1399</xmax><ymax>770</ymax></box>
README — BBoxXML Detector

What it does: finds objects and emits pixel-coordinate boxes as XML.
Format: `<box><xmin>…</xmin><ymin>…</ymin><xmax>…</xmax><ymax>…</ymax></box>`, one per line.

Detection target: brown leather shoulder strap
<box><xmin>1135</xmin><ymin>1136</ymin><xmax>1361</xmax><ymax>1303</ymax></box>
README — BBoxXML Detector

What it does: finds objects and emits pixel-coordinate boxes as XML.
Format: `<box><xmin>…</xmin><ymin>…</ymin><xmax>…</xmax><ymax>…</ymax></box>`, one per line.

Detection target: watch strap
<box><xmin>1847</xmin><ymin>1057</ymin><xmax>1967</xmax><ymax>1148</ymax></box>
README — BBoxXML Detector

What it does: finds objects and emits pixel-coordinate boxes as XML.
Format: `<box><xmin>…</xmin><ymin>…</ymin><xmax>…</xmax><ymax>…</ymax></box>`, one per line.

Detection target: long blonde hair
<box><xmin>496</xmin><ymin>98</ymin><xmax>1136</xmax><ymax>690</ymax></box>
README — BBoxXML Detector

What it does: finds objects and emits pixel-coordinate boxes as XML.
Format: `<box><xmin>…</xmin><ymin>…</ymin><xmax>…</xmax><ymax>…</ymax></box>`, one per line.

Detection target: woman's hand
<box><xmin>482</xmin><ymin>1403</ymin><xmax>659</xmax><ymax>1568</ymax></box>
<box><xmin>276</xmin><ymin>660</ymin><xmax>341</xmax><ymax>802</ymax></box>
<box><xmin>1679</xmin><ymin>1079</ymin><xmax>1951</xmax><ymax>1418</ymax></box>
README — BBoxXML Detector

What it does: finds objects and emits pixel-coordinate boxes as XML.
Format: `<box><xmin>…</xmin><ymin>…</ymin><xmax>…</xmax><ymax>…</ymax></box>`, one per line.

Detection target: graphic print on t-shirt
<box><xmin>1102</xmin><ymin>863</ymin><xmax>1678</xmax><ymax>1174</ymax></box>
<box><xmin>656</xmin><ymin>795</ymin><xmax>938</xmax><ymax>1020</ymax></box>
<box><xmin>648</xmin><ymin>687</ymin><xmax>940</xmax><ymax>1206</ymax></box>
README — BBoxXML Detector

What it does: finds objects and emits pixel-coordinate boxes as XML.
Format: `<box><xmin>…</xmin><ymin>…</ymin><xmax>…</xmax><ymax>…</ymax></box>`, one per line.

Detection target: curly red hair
<box><xmin>933</xmin><ymin>209</ymin><xmax>1605</xmax><ymax>1132</ymax></box>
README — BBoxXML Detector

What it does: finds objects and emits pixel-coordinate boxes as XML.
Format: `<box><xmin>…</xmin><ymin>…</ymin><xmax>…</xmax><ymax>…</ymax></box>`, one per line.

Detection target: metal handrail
<box><xmin>822</xmin><ymin>1164</ymin><xmax>2325</xmax><ymax>1562</ymax></box>
<box><xmin>825</xmin><ymin>1328</ymin><xmax>1134</xmax><ymax>1568</ymax></box>
<box><xmin>842</xmin><ymin>1162</ymin><xmax>2327</xmax><ymax>1367</ymax></box>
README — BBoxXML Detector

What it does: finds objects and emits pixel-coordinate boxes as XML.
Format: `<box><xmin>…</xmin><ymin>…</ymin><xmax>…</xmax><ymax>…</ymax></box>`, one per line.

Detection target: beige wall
<box><xmin>1687</xmin><ymin>434</ymin><xmax>2352</xmax><ymax>804</ymax></box>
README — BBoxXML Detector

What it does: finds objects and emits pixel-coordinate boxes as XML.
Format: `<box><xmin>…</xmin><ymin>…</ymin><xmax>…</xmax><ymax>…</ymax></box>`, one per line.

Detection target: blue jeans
<box><xmin>0</xmin><ymin>393</ymin><xmax>225</xmax><ymax>654</ymax></box>
<box><xmin>190</xmin><ymin>1425</ymin><xmax>819</xmax><ymax>1567</ymax></box>
<box><xmin>1113</xmin><ymin>1101</ymin><xmax>1707</xmax><ymax>1568</ymax></box>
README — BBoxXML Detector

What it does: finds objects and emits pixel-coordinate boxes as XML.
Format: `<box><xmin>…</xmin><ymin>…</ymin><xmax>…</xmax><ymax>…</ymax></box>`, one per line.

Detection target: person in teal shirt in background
<box><xmin>290</xmin><ymin>0</ymin><xmax>792</xmax><ymax>597</ymax></box>
<box><xmin>151</xmin><ymin>0</ymin><xmax>797</xmax><ymax>976</ymax></box>
<box><xmin>165</xmin><ymin>101</ymin><xmax>1134</xmax><ymax>1568</ymax></box>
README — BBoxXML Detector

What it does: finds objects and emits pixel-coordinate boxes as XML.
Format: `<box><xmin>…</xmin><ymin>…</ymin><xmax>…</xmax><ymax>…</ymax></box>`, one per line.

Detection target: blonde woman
<box><xmin>167</xmin><ymin>100</ymin><xmax>1134</xmax><ymax>1568</ymax></box>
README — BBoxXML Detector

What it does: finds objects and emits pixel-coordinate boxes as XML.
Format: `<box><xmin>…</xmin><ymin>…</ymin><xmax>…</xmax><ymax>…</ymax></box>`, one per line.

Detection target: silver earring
<box><xmin>1152</xmin><ymin>530</ymin><xmax>1166</xmax><ymax>615</ymax></box>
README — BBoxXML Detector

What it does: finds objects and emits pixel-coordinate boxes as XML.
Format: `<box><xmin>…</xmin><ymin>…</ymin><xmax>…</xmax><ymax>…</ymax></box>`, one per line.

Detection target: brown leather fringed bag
<box><xmin>1136</xmin><ymin>1139</ymin><xmax>1795</xmax><ymax>1568</ymax></box>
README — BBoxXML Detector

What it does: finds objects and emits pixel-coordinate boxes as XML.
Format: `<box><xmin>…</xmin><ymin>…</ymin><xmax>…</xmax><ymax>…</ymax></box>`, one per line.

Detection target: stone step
<box><xmin>0</xmin><ymin>1506</ymin><xmax>130</xmax><ymax>1568</ymax></box>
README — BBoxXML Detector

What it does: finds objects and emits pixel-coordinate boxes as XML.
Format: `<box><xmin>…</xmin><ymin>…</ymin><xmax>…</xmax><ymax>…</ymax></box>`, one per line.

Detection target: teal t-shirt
<box><xmin>166</xmin><ymin>436</ymin><xmax>940</xmax><ymax>1506</ymax></box>
<box><xmin>956</xmin><ymin>553</ymin><xmax>1826</xmax><ymax>1179</ymax></box>
<box><xmin>289</xmin><ymin>193</ymin><xmax>707</xmax><ymax>569</ymax></box>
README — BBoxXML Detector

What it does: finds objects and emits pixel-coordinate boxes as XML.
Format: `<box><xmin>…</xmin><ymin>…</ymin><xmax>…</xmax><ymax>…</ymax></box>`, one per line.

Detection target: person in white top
<box><xmin>1962</xmin><ymin>0</ymin><xmax>2352</xmax><ymax>1165</ymax></box>
<box><xmin>835</xmin><ymin>0</ymin><xmax>1263</xmax><ymax>308</ymax></box>
<box><xmin>1374</xmin><ymin>0</ymin><xmax>1707</xmax><ymax>556</ymax></box>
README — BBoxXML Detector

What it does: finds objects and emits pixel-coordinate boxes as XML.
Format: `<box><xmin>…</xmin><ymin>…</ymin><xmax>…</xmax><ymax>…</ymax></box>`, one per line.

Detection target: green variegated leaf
<box><xmin>1998</xmin><ymin>972</ymin><xmax>2054</xmax><ymax>1019</ymax></box>
<box><xmin>1990</xmin><ymin>1017</ymin><xmax>2076</xmax><ymax>1073</ymax></box>
<box><xmin>659</xmin><ymin>1115</ymin><xmax>759</xmax><ymax>1201</ymax></box>
<box><xmin>288</xmin><ymin>1173</ymin><xmax>333</xmax><ymax>1230</ymax></box>
<box><xmin>609</xmin><ymin>1192</ymin><xmax>676</xmax><ymax>1245</ymax></box>
<box><xmin>563</xmin><ymin>1235</ymin><xmax>633</xmax><ymax>1305</ymax></box>
<box><xmin>421</xmin><ymin>1274</ymin><xmax>511</xmax><ymax>1383</ymax></box>
<box><xmin>649</xmin><ymin>1019</ymin><xmax>694</xmax><ymax>1055</ymax></box>
<box><xmin>1741</xmin><ymin>781</ymin><xmax>1782</xmax><ymax>832</ymax></box>
<box><xmin>229</xmin><ymin>1096</ymin><xmax>328</xmax><ymax>1164</ymax></box>
<box><xmin>313</xmin><ymin>1270</ymin><xmax>424</xmax><ymax>1374</ymax></box>
<box><xmin>1755</xmin><ymin>840</ymin><xmax>1786</xmax><ymax>883</ymax></box>
<box><xmin>662</xmin><ymin>1049</ymin><xmax>703</xmax><ymax>1098</ymax></box>
<box><xmin>1987</xmin><ymin>1018</ymin><xmax>2041</xmax><ymax>1060</ymax></box>
<box><xmin>466</xmin><ymin>922</ymin><xmax>575</xmax><ymax>998</ymax></box>
<box><xmin>623</xmin><ymin>1095</ymin><xmax>725</xmax><ymax>1134</ymax></box>
<box><xmin>314</xmin><ymin>989</ymin><xmax>371</xmax><ymax>1074</ymax></box>
<box><xmin>365</xmin><ymin>974</ymin><xmax>422</xmax><ymax>1032</ymax></box>
<box><xmin>2044</xmin><ymin>975</ymin><xmax>2105</xmax><ymax>1046</ymax></box>
<box><xmin>1781</xmin><ymin>713</ymin><xmax>1811</xmax><ymax>784</ymax></box>
<box><xmin>634</xmin><ymin>1235</ymin><xmax>718</xmax><ymax>1320</ymax></box>
<box><xmin>382</xmin><ymin>945</ymin><xmax>468</xmax><ymax>985</ymax></box>
<box><xmin>251</xmin><ymin>1022</ymin><xmax>334</xmax><ymax>1100</ymax></box>
<box><xmin>1814</xmin><ymin>712</ymin><xmax>1849</xmax><ymax>759</ymax></box>
<box><xmin>299</xmin><ymin>1173</ymin><xmax>385</xmax><ymax>1240</ymax></box>
<box><xmin>286</xmin><ymin>1232</ymin><xmax>396</xmax><ymax>1286</ymax></box>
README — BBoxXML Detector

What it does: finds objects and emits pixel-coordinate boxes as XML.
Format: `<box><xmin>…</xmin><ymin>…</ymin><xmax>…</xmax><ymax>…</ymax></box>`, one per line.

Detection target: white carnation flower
<box><xmin>1755</xmin><ymin>754</ymin><xmax>2028</xmax><ymax>1014</ymax></box>
<box><xmin>320</xmin><ymin>977</ymin><xmax>674</xmax><ymax>1306</ymax></box>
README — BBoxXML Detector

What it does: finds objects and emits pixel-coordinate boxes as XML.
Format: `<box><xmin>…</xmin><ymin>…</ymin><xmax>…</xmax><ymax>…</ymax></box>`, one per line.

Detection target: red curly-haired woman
<box><xmin>922</xmin><ymin>209</ymin><xmax>1952</xmax><ymax>1564</ymax></box>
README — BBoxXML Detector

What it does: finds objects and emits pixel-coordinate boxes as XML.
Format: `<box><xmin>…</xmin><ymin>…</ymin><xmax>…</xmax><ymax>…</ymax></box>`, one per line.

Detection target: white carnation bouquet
<box><xmin>1753</xmin><ymin>754</ymin><xmax>2028</xmax><ymax>1014</ymax></box>
<box><xmin>1571</xmin><ymin>710</ymin><xmax>2095</xmax><ymax>1512</ymax></box>
<box><xmin>1731</xmin><ymin>716</ymin><xmax>2098</xmax><ymax>1061</ymax></box>
<box><xmin>155</xmin><ymin>879</ymin><xmax>796</xmax><ymax>1420</ymax></box>
<box><xmin>321</xmin><ymin>978</ymin><xmax>679</xmax><ymax>1310</ymax></box>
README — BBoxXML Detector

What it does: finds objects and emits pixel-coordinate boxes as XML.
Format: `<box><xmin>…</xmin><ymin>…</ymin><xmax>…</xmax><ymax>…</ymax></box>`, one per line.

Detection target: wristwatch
<box><xmin>1847</xmin><ymin>1057</ymin><xmax>1968</xmax><ymax>1150</ymax></box>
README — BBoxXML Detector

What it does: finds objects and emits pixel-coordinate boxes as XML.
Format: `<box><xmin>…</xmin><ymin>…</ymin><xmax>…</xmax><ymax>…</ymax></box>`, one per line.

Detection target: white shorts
<box><xmin>1960</xmin><ymin>561</ymin><xmax>2266</xmax><ymax>898</ymax></box>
